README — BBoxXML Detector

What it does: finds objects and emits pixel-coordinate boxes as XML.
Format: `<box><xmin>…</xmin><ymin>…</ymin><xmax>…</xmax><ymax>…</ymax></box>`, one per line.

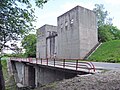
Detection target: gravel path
<box><xmin>41</xmin><ymin>70</ymin><xmax>120</xmax><ymax>90</ymax></box>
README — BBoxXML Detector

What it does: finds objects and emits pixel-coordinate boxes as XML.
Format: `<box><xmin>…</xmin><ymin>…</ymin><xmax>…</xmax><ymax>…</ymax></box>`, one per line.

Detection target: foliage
<box><xmin>98</xmin><ymin>24</ymin><xmax>120</xmax><ymax>42</ymax></box>
<box><xmin>1</xmin><ymin>60</ymin><xmax>9</xmax><ymax>81</ymax></box>
<box><xmin>0</xmin><ymin>0</ymin><xmax>48</xmax><ymax>52</ymax></box>
<box><xmin>22</xmin><ymin>34</ymin><xmax>36</xmax><ymax>57</ymax></box>
<box><xmin>7</xmin><ymin>53</ymin><xmax>26</xmax><ymax>58</ymax></box>
<box><xmin>93</xmin><ymin>4</ymin><xmax>112</xmax><ymax>27</ymax></box>
<box><xmin>89</xmin><ymin>40</ymin><xmax>120</xmax><ymax>63</ymax></box>
<box><xmin>0</xmin><ymin>0</ymin><xmax>48</xmax><ymax>89</ymax></box>
<box><xmin>93</xmin><ymin>4</ymin><xmax>120</xmax><ymax>42</ymax></box>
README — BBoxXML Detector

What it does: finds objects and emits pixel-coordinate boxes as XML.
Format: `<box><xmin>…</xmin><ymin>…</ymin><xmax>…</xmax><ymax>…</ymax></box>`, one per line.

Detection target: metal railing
<box><xmin>10</xmin><ymin>57</ymin><xmax>96</xmax><ymax>73</ymax></box>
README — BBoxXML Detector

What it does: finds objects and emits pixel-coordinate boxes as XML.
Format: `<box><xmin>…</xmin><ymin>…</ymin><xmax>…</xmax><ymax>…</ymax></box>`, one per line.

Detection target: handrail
<box><xmin>10</xmin><ymin>58</ymin><xmax>96</xmax><ymax>73</ymax></box>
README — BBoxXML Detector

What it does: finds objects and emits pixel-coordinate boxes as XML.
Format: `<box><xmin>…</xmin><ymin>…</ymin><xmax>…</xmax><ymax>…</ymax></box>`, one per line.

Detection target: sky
<box><xmin>34</xmin><ymin>0</ymin><xmax>120</xmax><ymax>29</ymax></box>
<box><xmin>4</xmin><ymin>0</ymin><xmax>120</xmax><ymax>54</ymax></box>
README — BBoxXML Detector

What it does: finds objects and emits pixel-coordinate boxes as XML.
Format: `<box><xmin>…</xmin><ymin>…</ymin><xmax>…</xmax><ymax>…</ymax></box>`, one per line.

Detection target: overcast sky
<box><xmin>33</xmin><ymin>0</ymin><xmax>120</xmax><ymax>29</ymax></box>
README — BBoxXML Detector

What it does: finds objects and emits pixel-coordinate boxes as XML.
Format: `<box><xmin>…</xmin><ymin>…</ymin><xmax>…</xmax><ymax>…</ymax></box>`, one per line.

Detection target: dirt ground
<box><xmin>39</xmin><ymin>70</ymin><xmax>120</xmax><ymax>90</ymax></box>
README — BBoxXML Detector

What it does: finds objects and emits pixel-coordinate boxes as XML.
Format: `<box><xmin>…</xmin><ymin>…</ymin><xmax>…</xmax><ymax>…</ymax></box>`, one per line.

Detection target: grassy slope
<box><xmin>89</xmin><ymin>40</ymin><xmax>120</xmax><ymax>63</ymax></box>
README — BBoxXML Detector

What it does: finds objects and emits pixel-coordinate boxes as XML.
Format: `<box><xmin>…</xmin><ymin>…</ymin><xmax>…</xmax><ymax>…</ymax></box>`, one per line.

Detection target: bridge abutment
<box><xmin>9</xmin><ymin>61</ymin><xmax>79</xmax><ymax>88</ymax></box>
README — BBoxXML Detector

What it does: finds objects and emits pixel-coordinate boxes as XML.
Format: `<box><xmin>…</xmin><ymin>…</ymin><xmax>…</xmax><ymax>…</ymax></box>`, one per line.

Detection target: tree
<box><xmin>93</xmin><ymin>4</ymin><xmax>112</xmax><ymax>28</ymax></box>
<box><xmin>22</xmin><ymin>34</ymin><xmax>36</xmax><ymax>57</ymax></box>
<box><xmin>93</xmin><ymin>4</ymin><xmax>115</xmax><ymax>42</ymax></box>
<box><xmin>0</xmin><ymin>0</ymin><xmax>48</xmax><ymax>89</ymax></box>
<box><xmin>98</xmin><ymin>24</ymin><xmax>120</xmax><ymax>42</ymax></box>
<box><xmin>98</xmin><ymin>25</ymin><xmax>114</xmax><ymax>42</ymax></box>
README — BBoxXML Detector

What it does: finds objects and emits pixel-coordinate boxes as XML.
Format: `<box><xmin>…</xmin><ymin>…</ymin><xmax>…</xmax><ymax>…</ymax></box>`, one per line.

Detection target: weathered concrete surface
<box><xmin>57</xmin><ymin>6</ymin><xmax>98</xmax><ymax>59</ymax></box>
<box><xmin>15</xmin><ymin>62</ymin><xmax>25</xmax><ymax>83</ymax></box>
<box><xmin>37</xmin><ymin>6</ymin><xmax>98</xmax><ymax>60</ymax></box>
<box><xmin>10</xmin><ymin>61</ymin><xmax>35</xmax><ymax>88</ymax></box>
<box><xmin>34</xmin><ymin>65</ymin><xmax>78</xmax><ymax>87</ymax></box>
<box><xmin>36</xmin><ymin>24</ymin><xmax>57</xmax><ymax>59</ymax></box>
<box><xmin>10</xmin><ymin>61</ymin><xmax>80</xmax><ymax>88</ymax></box>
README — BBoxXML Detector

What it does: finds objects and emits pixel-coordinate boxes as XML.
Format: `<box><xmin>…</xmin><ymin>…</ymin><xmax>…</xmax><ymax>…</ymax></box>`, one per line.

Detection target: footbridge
<box><xmin>8</xmin><ymin>58</ymin><xmax>96</xmax><ymax>88</ymax></box>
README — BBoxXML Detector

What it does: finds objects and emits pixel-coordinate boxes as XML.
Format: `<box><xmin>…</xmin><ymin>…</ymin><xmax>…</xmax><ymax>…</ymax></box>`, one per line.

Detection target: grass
<box><xmin>1</xmin><ymin>60</ymin><xmax>9</xmax><ymax>81</ymax></box>
<box><xmin>1</xmin><ymin>58</ymin><xmax>17</xmax><ymax>90</ymax></box>
<box><xmin>88</xmin><ymin>40</ymin><xmax>120</xmax><ymax>63</ymax></box>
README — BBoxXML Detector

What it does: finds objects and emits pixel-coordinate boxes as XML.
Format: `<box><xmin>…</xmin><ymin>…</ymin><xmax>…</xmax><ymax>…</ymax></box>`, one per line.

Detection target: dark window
<box><xmin>70</xmin><ymin>19</ymin><xmax>74</xmax><ymax>30</ymax></box>
<box><xmin>61</xmin><ymin>24</ymin><xmax>63</xmax><ymax>33</ymax></box>
<box><xmin>65</xmin><ymin>21</ymin><xmax>68</xmax><ymax>30</ymax></box>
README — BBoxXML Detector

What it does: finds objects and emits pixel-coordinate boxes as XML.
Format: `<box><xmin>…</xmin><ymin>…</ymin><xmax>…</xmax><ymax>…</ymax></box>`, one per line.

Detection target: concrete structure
<box><xmin>8</xmin><ymin>6</ymin><xmax>99</xmax><ymax>89</ymax></box>
<box><xmin>37</xmin><ymin>6</ymin><xmax>98</xmax><ymax>59</ymax></box>
<box><xmin>57</xmin><ymin>6</ymin><xmax>98</xmax><ymax>59</ymax></box>
<box><xmin>9</xmin><ymin>59</ymin><xmax>85</xmax><ymax>88</ymax></box>
<box><xmin>36</xmin><ymin>24</ymin><xmax>57</xmax><ymax>59</ymax></box>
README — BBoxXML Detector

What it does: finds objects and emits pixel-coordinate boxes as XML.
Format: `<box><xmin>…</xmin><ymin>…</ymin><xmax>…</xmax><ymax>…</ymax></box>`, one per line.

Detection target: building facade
<box><xmin>36</xmin><ymin>24</ymin><xmax>57</xmax><ymax>59</ymax></box>
<box><xmin>37</xmin><ymin>6</ymin><xmax>98</xmax><ymax>59</ymax></box>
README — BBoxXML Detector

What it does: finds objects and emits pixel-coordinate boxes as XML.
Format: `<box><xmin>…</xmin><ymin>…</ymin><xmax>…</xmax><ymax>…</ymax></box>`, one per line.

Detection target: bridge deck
<box><xmin>10</xmin><ymin>58</ymin><xmax>96</xmax><ymax>73</ymax></box>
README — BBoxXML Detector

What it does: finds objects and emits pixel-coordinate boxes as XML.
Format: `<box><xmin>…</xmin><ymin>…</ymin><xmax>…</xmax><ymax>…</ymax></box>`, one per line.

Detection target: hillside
<box><xmin>88</xmin><ymin>40</ymin><xmax>120</xmax><ymax>63</ymax></box>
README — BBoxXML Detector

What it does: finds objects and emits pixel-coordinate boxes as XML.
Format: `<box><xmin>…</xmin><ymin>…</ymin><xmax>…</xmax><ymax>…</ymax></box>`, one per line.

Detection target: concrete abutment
<box><xmin>9</xmin><ymin>61</ymin><xmax>87</xmax><ymax>89</ymax></box>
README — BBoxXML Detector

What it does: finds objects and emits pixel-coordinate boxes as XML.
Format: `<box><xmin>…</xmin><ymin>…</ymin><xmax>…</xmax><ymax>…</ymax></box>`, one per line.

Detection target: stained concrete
<box><xmin>57</xmin><ymin>6</ymin><xmax>98</xmax><ymax>59</ymax></box>
<box><xmin>10</xmin><ymin>61</ymin><xmax>80</xmax><ymax>88</ymax></box>
<box><xmin>37</xmin><ymin>6</ymin><xmax>98</xmax><ymax>60</ymax></box>
<box><xmin>36</xmin><ymin>24</ymin><xmax>57</xmax><ymax>59</ymax></box>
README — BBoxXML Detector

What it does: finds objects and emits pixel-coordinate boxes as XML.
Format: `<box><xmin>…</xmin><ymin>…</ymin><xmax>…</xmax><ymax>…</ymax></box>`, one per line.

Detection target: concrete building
<box><xmin>36</xmin><ymin>24</ymin><xmax>57</xmax><ymax>59</ymax></box>
<box><xmin>57</xmin><ymin>6</ymin><xmax>98</xmax><ymax>59</ymax></box>
<box><xmin>37</xmin><ymin>6</ymin><xmax>98</xmax><ymax>59</ymax></box>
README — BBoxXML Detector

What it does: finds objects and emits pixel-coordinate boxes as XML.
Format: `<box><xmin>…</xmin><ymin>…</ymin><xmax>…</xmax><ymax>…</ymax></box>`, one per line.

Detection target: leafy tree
<box><xmin>0</xmin><ymin>0</ymin><xmax>48</xmax><ymax>89</ymax></box>
<box><xmin>93</xmin><ymin>4</ymin><xmax>112</xmax><ymax>27</ymax></box>
<box><xmin>98</xmin><ymin>25</ymin><xmax>114</xmax><ymax>42</ymax></box>
<box><xmin>93</xmin><ymin>4</ymin><xmax>116</xmax><ymax>42</ymax></box>
<box><xmin>98</xmin><ymin>24</ymin><xmax>120</xmax><ymax>42</ymax></box>
<box><xmin>22</xmin><ymin>34</ymin><xmax>36</xmax><ymax>57</ymax></box>
<box><xmin>109</xmin><ymin>26</ymin><xmax>120</xmax><ymax>40</ymax></box>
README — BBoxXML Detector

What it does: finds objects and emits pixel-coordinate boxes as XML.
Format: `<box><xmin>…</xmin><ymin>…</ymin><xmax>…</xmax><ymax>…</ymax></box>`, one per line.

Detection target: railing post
<box><xmin>76</xmin><ymin>60</ymin><xmax>78</xmax><ymax>70</ymax></box>
<box><xmin>54</xmin><ymin>58</ymin><xmax>55</xmax><ymax>66</ymax></box>
<box><xmin>63</xmin><ymin>59</ymin><xmax>65</xmax><ymax>68</ymax></box>
<box><xmin>29</xmin><ymin>58</ymin><xmax>30</xmax><ymax>63</ymax></box>
<box><xmin>47</xmin><ymin>58</ymin><xmax>48</xmax><ymax>65</ymax></box>
<box><xmin>41</xmin><ymin>58</ymin><xmax>42</xmax><ymax>64</ymax></box>
<box><xmin>89</xmin><ymin>62</ymin><xmax>96</xmax><ymax>72</ymax></box>
<box><xmin>36</xmin><ymin>58</ymin><xmax>37</xmax><ymax>64</ymax></box>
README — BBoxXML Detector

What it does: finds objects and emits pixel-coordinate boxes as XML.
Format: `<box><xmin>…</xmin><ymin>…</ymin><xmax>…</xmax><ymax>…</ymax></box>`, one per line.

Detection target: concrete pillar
<box><xmin>11</xmin><ymin>62</ymin><xmax>19</xmax><ymax>83</ymax></box>
<box><xmin>28</xmin><ymin>66</ymin><xmax>35</xmax><ymax>88</ymax></box>
<box><xmin>7</xmin><ymin>58</ymin><xmax>13</xmax><ymax>76</ymax></box>
<box><xmin>23</xmin><ymin>64</ymin><xmax>29</xmax><ymax>86</ymax></box>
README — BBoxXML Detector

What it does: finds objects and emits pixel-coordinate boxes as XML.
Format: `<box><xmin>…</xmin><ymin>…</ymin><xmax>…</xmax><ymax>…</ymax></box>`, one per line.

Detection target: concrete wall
<box><xmin>57</xmin><ymin>6</ymin><xmax>98</xmax><ymax>59</ymax></box>
<box><xmin>14</xmin><ymin>62</ymin><xmax>25</xmax><ymax>84</ymax></box>
<box><xmin>10</xmin><ymin>61</ymin><xmax>36</xmax><ymax>88</ymax></box>
<box><xmin>11</xmin><ymin>61</ymin><xmax>78</xmax><ymax>88</ymax></box>
<box><xmin>35</xmin><ymin>65</ymin><xmax>78</xmax><ymax>87</ymax></box>
<box><xmin>78</xmin><ymin>6</ymin><xmax>98</xmax><ymax>59</ymax></box>
<box><xmin>57</xmin><ymin>6</ymin><xmax>80</xmax><ymax>59</ymax></box>
<box><xmin>36</xmin><ymin>25</ymin><xmax>46</xmax><ymax>59</ymax></box>
<box><xmin>36</xmin><ymin>24</ymin><xmax>57</xmax><ymax>59</ymax></box>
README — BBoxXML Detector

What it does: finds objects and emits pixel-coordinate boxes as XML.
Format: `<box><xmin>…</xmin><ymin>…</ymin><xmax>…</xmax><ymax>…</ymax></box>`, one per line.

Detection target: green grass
<box><xmin>1</xmin><ymin>60</ymin><xmax>9</xmax><ymax>81</ymax></box>
<box><xmin>88</xmin><ymin>40</ymin><xmax>120</xmax><ymax>63</ymax></box>
<box><xmin>1</xmin><ymin>58</ymin><xmax>17</xmax><ymax>90</ymax></box>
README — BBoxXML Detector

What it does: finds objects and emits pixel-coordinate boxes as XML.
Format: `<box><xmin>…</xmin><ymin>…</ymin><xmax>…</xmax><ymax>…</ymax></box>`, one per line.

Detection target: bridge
<box><xmin>8</xmin><ymin>58</ymin><xmax>96</xmax><ymax>89</ymax></box>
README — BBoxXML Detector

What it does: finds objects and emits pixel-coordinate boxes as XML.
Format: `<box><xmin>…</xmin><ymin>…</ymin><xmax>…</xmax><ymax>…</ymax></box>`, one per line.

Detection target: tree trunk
<box><xmin>0</xmin><ymin>57</ymin><xmax>5</xmax><ymax>90</ymax></box>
